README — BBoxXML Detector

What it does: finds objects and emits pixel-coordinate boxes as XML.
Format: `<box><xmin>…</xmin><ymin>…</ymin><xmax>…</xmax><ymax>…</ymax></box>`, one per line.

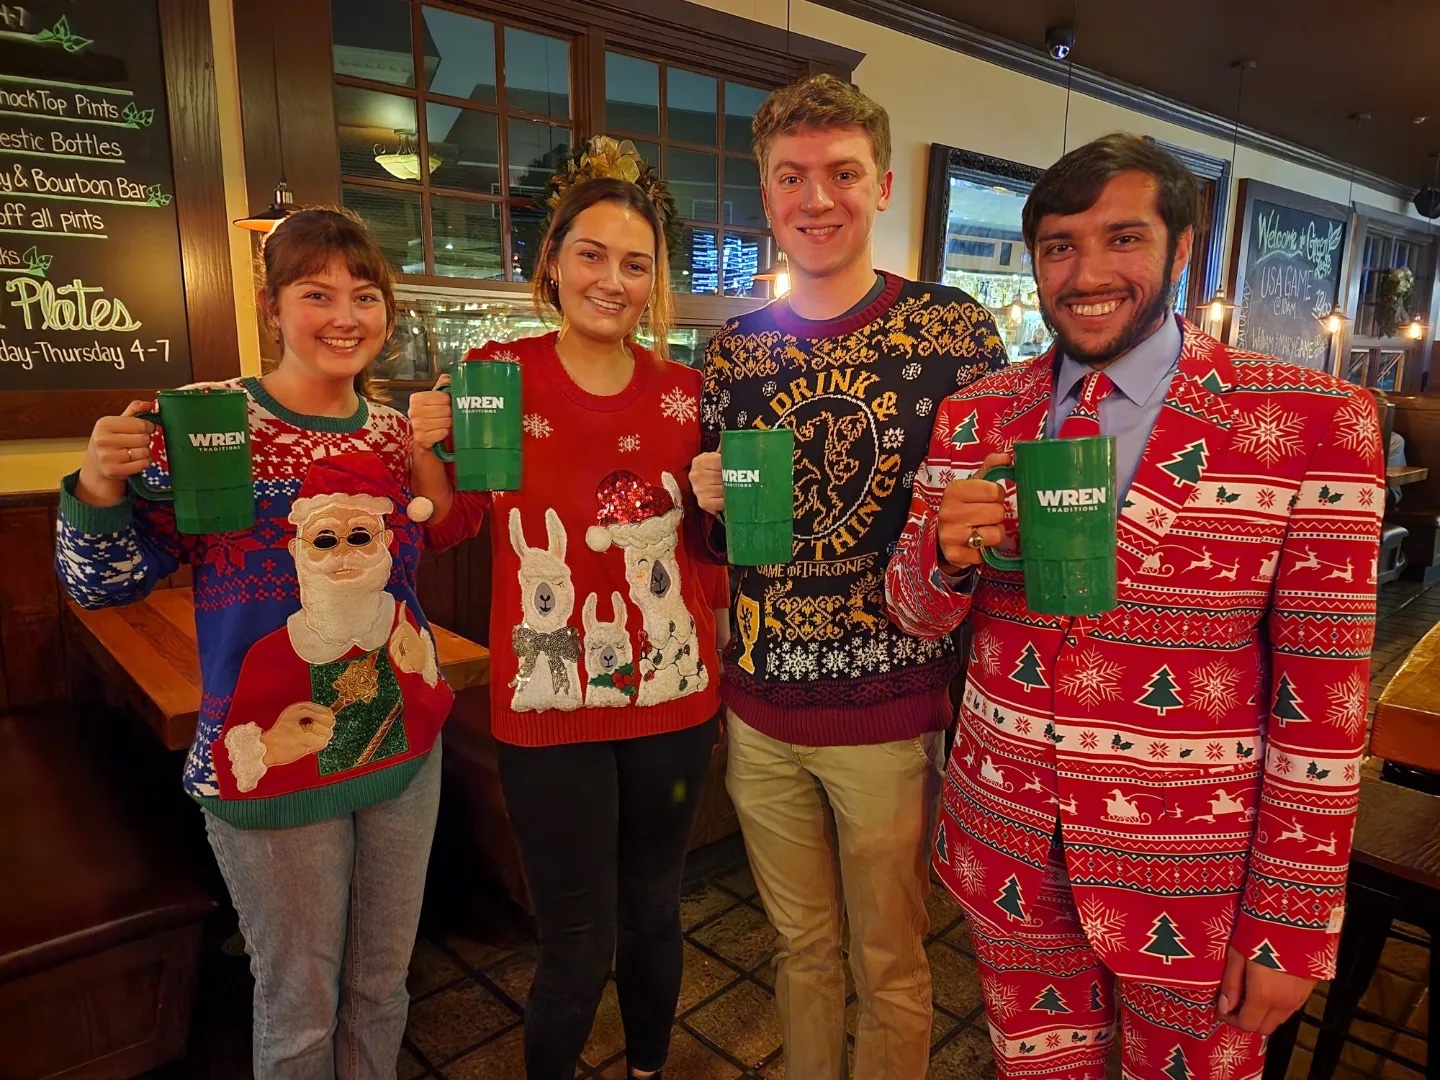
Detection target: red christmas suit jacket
<box><xmin>885</xmin><ymin>318</ymin><xmax>1384</xmax><ymax>988</ymax></box>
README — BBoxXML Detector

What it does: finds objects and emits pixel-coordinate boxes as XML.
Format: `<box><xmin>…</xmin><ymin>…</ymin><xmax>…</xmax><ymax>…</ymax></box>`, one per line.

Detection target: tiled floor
<box><xmin>154</xmin><ymin>581</ymin><xmax>1440</xmax><ymax>1079</ymax></box>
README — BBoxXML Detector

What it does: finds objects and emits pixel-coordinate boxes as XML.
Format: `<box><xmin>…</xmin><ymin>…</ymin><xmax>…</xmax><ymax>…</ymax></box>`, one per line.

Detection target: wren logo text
<box><xmin>456</xmin><ymin>395</ymin><xmax>504</xmax><ymax>410</ymax></box>
<box><xmin>1036</xmin><ymin>487</ymin><xmax>1107</xmax><ymax>508</ymax></box>
<box><xmin>188</xmin><ymin>432</ymin><xmax>246</xmax><ymax>449</ymax></box>
<box><xmin>723</xmin><ymin>469</ymin><xmax>761</xmax><ymax>484</ymax></box>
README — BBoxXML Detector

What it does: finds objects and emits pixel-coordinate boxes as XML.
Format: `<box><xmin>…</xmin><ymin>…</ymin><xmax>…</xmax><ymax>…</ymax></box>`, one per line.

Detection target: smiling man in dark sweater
<box><xmin>688</xmin><ymin>75</ymin><xmax>1006</xmax><ymax>1080</ymax></box>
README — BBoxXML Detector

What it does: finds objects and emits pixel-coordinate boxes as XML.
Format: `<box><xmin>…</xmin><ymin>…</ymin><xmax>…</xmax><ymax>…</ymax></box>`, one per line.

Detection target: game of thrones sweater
<box><xmin>54</xmin><ymin>379</ymin><xmax>453</xmax><ymax>830</ymax></box>
<box><xmin>427</xmin><ymin>333</ymin><xmax>726</xmax><ymax>748</ymax></box>
<box><xmin>699</xmin><ymin>271</ymin><xmax>1007</xmax><ymax>746</ymax></box>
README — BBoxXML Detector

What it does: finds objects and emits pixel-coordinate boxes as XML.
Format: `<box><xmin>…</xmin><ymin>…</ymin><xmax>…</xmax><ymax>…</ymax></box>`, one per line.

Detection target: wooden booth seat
<box><xmin>0</xmin><ymin>708</ymin><xmax>218</xmax><ymax>1079</ymax></box>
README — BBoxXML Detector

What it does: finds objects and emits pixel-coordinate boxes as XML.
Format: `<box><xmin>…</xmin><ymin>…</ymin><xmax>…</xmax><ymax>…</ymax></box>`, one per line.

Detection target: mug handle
<box><xmin>978</xmin><ymin>464</ymin><xmax>1022</xmax><ymax>571</ymax></box>
<box><xmin>126</xmin><ymin>410</ymin><xmax>173</xmax><ymax>503</ymax></box>
<box><xmin>431</xmin><ymin>383</ymin><xmax>456</xmax><ymax>463</ymax></box>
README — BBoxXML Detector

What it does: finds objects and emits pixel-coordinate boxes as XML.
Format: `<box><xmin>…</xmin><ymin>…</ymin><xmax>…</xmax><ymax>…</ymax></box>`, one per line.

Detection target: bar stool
<box><xmin>1263</xmin><ymin>769</ymin><xmax>1439</xmax><ymax>1079</ymax></box>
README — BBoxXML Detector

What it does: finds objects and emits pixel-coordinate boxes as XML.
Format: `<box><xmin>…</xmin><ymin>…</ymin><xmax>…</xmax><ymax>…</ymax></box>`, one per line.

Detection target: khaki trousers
<box><xmin>725</xmin><ymin>711</ymin><xmax>944</xmax><ymax>1080</ymax></box>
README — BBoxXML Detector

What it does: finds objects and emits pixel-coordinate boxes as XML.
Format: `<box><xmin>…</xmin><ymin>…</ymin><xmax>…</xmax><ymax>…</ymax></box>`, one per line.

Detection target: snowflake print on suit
<box><xmin>885</xmin><ymin>318</ymin><xmax>1383</xmax><ymax>1077</ymax></box>
<box><xmin>586</xmin><ymin>470</ymin><xmax>708</xmax><ymax>706</ymax></box>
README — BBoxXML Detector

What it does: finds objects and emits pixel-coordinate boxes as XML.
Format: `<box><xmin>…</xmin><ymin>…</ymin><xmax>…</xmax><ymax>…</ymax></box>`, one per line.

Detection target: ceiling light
<box><xmin>374</xmin><ymin>130</ymin><xmax>439</xmax><ymax>181</ymax></box>
<box><xmin>234</xmin><ymin>27</ymin><xmax>296</xmax><ymax>231</ymax></box>
<box><xmin>755</xmin><ymin>250</ymin><xmax>791</xmax><ymax>299</ymax></box>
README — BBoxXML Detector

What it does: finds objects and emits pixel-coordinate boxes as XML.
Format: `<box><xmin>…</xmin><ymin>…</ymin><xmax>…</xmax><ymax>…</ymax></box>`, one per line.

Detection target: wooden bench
<box><xmin>0</xmin><ymin>707</ymin><xmax>218</xmax><ymax>1078</ymax></box>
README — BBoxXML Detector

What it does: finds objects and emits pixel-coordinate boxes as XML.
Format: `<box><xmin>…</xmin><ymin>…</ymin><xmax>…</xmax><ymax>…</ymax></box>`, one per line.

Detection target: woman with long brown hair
<box><xmin>57</xmin><ymin>208</ymin><xmax>453</xmax><ymax>1077</ymax></box>
<box><xmin>414</xmin><ymin>150</ymin><xmax>727</xmax><ymax>1080</ymax></box>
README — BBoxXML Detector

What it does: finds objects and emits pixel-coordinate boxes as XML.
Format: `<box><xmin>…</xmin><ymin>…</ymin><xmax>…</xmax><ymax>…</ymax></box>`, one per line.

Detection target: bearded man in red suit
<box><xmin>886</xmin><ymin>134</ymin><xmax>1383</xmax><ymax>1080</ymax></box>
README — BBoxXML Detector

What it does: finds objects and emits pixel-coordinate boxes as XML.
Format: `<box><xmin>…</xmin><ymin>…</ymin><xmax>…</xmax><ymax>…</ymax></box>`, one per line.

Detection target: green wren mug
<box><xmin>434</xmin><ymin>358</ymin><xmax>522</xmax><ymax>492</ymax></box>
<box><xmin>982</xmin><ymin>436</ymin><xmax>1118</xmax><ymax>616</ymax></box>
<box><xmin>721</xmin><ymin>428</ymin><xmax>794</xmax><ymax>566</ymax></box>
<box><xmin>130</xmin><ymin>387</ymin><xmax>254</xmax><ymax>534</ymax></box>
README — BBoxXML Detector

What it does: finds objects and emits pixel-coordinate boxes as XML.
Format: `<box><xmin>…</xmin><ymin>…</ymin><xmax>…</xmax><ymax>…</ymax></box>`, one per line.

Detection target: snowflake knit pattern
<box><xmin>434</xmin><ymin>333</ymin><xmax>726</xmax><ymax>748</ymax></box>
<box><xmin>55</xmin><ymin>378</ymin><xmax>453</xmax><ymax>829</ymax></box>
<box><xmin>887</xmin><ymin>318</ymin><xmax>1384</xmax><ymax>987</ymax></box>
<box><xmin>701</xmin><ymin>272</ymin><xmax>1007</xmax><ymax>746</ymax></box>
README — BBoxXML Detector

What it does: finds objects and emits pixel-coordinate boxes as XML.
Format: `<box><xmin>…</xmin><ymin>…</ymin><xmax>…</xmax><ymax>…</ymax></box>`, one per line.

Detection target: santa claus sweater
<box><xmin>54</xmin><ymin>378</ymin><xmax>453</xmax><ymax>830</ymax></box>
<box><xmin>426</xmin><ymin>333</ymin><xmax>725</xmax><ymax>748</ymax></box>
<box><xmin>699</xmin><ymin>272</ymin><xmax>1007</xmax><ymax>746</ymax></box>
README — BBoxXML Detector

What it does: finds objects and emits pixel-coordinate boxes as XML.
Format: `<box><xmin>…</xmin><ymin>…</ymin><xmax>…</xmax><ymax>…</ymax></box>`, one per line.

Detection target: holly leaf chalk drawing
<box><xmin>145</xmin><ymin>185</ymin><xmax>172</xmax><ymax>206</ymax></box>
<box><xmin>34</xmin><ymin>16</ymin><xmax>93</xmax><ymax>53</ymax></box>
<box><xmin>122</xmin><ymin>102</ymin><xmax>157</xmax><ymax>129</ymax></box>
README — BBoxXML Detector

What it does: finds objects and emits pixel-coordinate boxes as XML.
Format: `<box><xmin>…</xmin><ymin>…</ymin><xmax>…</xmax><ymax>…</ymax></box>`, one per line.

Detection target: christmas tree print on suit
<box><xmin>1162</xmin><ymin>1045</ymin><xmax>1193</xmax><ymax>1080</ymax></box>
<box><xmin>1011</xmin><ymin>642</ymin><xmax>1049</xmax><ymax>689</ymax></box>
<box><xmin>1032</xmin><ymin>985</ymin><xmax>1069</xmax><ymax>1014</ymax></box>
<box><xmin>950</xmin><ymin>411</ymin><xmax>980</xmax><ymax>448</ymax></box>
<box><xmin>1141</xmin><ymin>913</ymin><xmax>1193</xmax><ymax>964</ymax></box>
<box><xmin>995</xmin><ymin>874</ymin><xmax>1027</xmax><ymax>922</ymax></box>
<box><xmin>934</xmin><ymin>820</ymin><xmax>948</xmax><ymax>866</ymax></box>
<box><xmin>1160</xmin><ymin>439</ymin><xmax>1207</xmax><ymax>484</ymax></box>
<box><xmin>1251</xmin><ymin>940</ymin><xmax>1283</xmax><ymax>969</ymax></box>
<box><xmin>1137</xmin><ymin>665</ymin><xmax>1184</xmax><ymax>715</ymax></box>
<box><xmin>1272</xmin><ymin>673</ymin><xmax>1309</xmax><ymax>724</ymax></box>
<box><xmin>1089</xmin><ymin>982</ymin><xmax>1104</xmax><ymax>1011</ymax></box>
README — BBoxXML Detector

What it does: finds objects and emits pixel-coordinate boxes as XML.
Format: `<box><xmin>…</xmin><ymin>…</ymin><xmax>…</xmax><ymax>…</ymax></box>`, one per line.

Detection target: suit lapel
<box><xmin>1115</xmin><ymin>320</ymin><xmax>1236</xmax><ymax>582</ymax></box>
<box><xmin>992</xmin><ymin>353</ymin><xmax>1054</xmax><ymax>453</ymax></box>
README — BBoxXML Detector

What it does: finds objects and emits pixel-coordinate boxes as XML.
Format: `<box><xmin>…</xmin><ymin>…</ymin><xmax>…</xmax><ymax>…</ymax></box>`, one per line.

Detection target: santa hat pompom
<box><xmin>586</xmin><ymin>525</ymin><xmax>613</xmax><ymax>552</ymax></box>
<box><xmin>407</xmin><ymin>496</ymin><xmax>434</xmax><ymax>523</ymax></box>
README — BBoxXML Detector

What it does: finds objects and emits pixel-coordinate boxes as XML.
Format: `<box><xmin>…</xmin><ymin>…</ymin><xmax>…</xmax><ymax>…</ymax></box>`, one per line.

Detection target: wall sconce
<box><xmin>1321</xmin><ymin>304</ymin><xmax>1349</xmax><ymax>336</ymax></box>
<box><xmin>1407</xmin><ymin>317</ymin><xmax>1426</xmax><ymax>340</ymax></box>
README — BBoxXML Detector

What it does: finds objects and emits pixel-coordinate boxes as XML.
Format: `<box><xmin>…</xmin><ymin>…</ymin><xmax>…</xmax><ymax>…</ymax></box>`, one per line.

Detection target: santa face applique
<box><xmin>508</xmin><ymin>507</ymin><xmax>584</xmax><ymax>712</ymax></box>
<box><xmin>585</xmin><ymin>470</ymin><xmax>709</xmax><ymax>707</ymax></box>
<box><xmin>215</xmin><ymin>452</ymin><xmax>446</xmax><ymax>798</ymax></box>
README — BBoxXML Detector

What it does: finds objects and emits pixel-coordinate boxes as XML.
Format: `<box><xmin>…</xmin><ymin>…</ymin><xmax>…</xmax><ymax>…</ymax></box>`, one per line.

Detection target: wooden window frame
<box><xmin>1343</xmin><ymin>202</ymin><xmax>1438</xmax><ymax>394</ymax></box>
<box><xmin>1149</xmin><ymin>139</ymin><xmax>1229</xmax><ymax>322</ymax></box>
<box><xmin>0</xmin><ymin>0</ymin><xmax>238</xmax><ymax>440</ymax></box>
<box><xmin>235</xmin><ymin>0</ymin><xmax>860</xmax><ymax>312</ymax></box>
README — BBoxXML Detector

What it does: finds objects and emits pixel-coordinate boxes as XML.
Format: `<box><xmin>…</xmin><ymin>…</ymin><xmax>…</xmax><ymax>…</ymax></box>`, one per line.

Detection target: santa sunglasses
<box><xmin>303</xmin><ymin>527</ymin><xmax>378</xmax><ymax>550</ymax></box>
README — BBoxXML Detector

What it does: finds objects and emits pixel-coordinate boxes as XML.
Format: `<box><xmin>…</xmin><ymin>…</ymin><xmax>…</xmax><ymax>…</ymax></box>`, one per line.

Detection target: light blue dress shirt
<box><xmin>1047</xmin><ymin>315</ymin><xmax>1184</xmax><ymax>503</ymax></box>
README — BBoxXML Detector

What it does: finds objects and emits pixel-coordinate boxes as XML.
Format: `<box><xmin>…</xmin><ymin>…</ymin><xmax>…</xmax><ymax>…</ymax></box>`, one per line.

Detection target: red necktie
<box><xmin>1059</xmin><ymin>370</ymin><xmax>1114</xmax><ymax>439</ymax></box>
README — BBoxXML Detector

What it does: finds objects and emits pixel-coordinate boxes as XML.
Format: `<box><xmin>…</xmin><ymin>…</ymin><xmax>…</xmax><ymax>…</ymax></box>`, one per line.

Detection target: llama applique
<box><xmin>582</xmin><ymin>590</ymin><xmax>637</xmax><ymax>707</ymax></box>
<box><xmin>509</xmin><ymin>506</ymin><xmax>582</xmax><ymax>712</ymax></box>
<box><xmin>585</xmin><ymin>470</ymin><xmax>708</xmax><ymax>707</ymax></box>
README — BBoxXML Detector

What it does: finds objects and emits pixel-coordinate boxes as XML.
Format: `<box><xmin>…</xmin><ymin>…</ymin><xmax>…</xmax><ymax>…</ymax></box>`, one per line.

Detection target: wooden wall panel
<box><xmin>0</xmin><ymin>494</ymin><xmax>66</xmax><ymax>711</ymax></box>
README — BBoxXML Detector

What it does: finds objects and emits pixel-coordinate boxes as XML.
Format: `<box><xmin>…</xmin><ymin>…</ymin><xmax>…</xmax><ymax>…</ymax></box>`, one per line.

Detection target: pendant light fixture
<box><xmin>1319</xmin><ymin>113</ymin><xmax>1369</xmax><ymax>335</ymax></box>
<box><xmin>1406</xmin><ymin>152</ymin><xmax>1439</xmax><ymax>341</ymax></box>
<box><xmin>1205</xmin><ymin>60</ymin><xmax>1256</xmax><ymax>327</ymax></box>
<box><xmin>374</xmin><ymin>130</ymin><xmax>440</xmax><ymax>181</ymax></box>
<box><xmin>234</xmin><ymin>27</ymin><xmax>296</xmax><ymax>232</ymax></box>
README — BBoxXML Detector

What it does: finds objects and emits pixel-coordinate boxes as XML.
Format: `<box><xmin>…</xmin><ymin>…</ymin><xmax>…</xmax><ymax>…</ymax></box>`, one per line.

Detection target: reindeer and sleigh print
<box><xmin>506</xmin><ymin>470</ymin><xmax>709</xmax><ymax>713</ymax></box>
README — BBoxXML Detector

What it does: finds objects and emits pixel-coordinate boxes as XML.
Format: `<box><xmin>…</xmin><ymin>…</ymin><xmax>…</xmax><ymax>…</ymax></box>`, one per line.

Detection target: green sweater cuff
<box><xmin>60</xmin><ymin>470</ymin><xmax>135</xmax><ymax>534</ymax></box>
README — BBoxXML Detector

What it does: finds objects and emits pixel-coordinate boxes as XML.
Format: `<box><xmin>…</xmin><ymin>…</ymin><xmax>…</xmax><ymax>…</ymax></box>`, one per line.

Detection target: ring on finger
<box><xmin>966</xmin><ymin>526</ymin><xmax>986</xmax><ymax>550</ymax></box>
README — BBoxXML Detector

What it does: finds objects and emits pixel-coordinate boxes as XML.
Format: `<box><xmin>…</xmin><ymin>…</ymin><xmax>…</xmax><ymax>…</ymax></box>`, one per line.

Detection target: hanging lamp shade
<box><xmin>754</xmin><ymin>250</ymin><xmax>791</xmax><ymax>298</ymax></box>
<box><xmin>1321</xmin><ymin>303</ymin><xmax>1349</xmax><ymax>336</ymax></box>
<box><xmin>1205</xmin><ymin>286</ymin><xmax>1237</xmax><ymax>323</ymax></box>
<box><xmin>233</xmin><ymin>182</ymin><xmax>295</xmax><ymax>233</ymax></box>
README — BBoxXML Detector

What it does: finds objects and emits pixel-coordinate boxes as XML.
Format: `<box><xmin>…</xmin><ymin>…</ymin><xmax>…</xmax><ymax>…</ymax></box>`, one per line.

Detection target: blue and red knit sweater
<box><xmin>55</xmin><ymin>377</ymin><xmax>455</xmax><ymax>829</ymax></box>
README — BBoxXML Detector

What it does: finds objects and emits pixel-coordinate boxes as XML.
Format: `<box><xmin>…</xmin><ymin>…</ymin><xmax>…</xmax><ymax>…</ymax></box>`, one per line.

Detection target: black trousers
<box><xmin>496</xmin><ymin>715</ymin><xmax>718</xmax><ymax>1079</ymax></box>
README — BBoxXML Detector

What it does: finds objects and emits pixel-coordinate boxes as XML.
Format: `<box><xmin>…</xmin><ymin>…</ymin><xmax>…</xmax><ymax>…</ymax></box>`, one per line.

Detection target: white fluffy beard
<box><xmin>295</xmin><ymin>554</ymin><xmax>393</xmax><ymax>647</ymax></box>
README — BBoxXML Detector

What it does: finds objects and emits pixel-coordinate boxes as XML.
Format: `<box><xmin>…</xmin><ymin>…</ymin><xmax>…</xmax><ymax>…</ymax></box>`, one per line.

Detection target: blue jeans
<box><xmin>204</xmin><ymin>743</ymin><xmax>442</xmax><ymax>1079</ymax></box>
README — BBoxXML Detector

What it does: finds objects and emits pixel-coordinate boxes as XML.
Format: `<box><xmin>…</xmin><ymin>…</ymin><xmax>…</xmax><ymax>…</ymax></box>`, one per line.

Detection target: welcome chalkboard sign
<box><xmin>1228</xmin><ymin>179</ymin><xmax>1352</xmax><ymax>372</ymax></box>
<box><xmin>0</xmin><ymin>0</ymin><xmax>193</xmax><ymax>392</ymax></box>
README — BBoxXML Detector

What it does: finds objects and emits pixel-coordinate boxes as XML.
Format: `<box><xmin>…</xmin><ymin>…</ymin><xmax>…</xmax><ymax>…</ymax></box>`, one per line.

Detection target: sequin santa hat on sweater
<box><xmin>288</xmin><ymin>451</ymin><xmax>434</xmax><ymax>531</ymax></box>
<box><xmin>585</xmin><ymin>470</ymin><xmax>685</xmax><ymax>552</ymax></box>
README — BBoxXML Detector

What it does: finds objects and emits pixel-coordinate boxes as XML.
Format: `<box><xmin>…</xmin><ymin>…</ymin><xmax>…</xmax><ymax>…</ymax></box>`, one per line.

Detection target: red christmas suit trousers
<box><xmin>958</xmin><ymin>839</ymin><xmax>1266</xmax><ymax>1080</ymax></box>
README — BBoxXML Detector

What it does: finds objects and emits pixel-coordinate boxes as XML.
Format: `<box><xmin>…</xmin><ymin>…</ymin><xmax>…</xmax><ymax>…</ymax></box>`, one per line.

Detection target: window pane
<box><xmin>420</xmin><ymin>7</ymin><xmax>495</xmax><ymax>104</ymax></box>
<box><xmin>633</xmin><ymin>141</ymin><xmax>660</xmax><ymax>172</ymax></box>
<box><xmin>723</xmin><ymin>232</ymin><xmax>764</xmax><ymax>297</ymax></box>
<box><xmin>332</xmin><ymin>0</ymin><xmax>413</xmax><ymax>87</ymax></box>
<box><xmin>673</xmin><ymin>226</ymin><xmax>719</xmax><ymax>294</ymax></box>
<box><xmin>943</xmin><ymin>174</ymin><xmax>1047</xmax><ymax>362</ymax></box>
<box><xmin>667</xmin><ymin>68</ymin><xmax>717</xmax><ymax>145</ymax></box>
<box><xmin>335</xmin><ymin>86</ymin><xmax>419</xmax><ymax>183</ymax></box>
<box><xmin>426</xmin><ymin>104</ymin><xmax>499</xmax><ymax>194</ymax></box>
<box><xmin>510</xmin><ymin>203</ymin><xmax>548</xmax><ymax>283</ymax></box>
<box><xmin>606</xmin><ymin>53</ymin><xmax>658</xmax><ymax>137</ymax></box>
<box><xmin>723</xmin><ymin>156</ymin><xmax>764</xmax><ymax>228</ymax></box>
<box><xmin>343</xmin><ymin>184</ymin><xmax>423</xmax><ymax>275</ymax></box>
<box><xmin>508</xmin><ymin>119</ymin><xmax>570</xmax><ymax>197</ymax></box>
<box><xmin>668</xmin><ymin>147</ymin><xmax>717</xmax><ymax>223</ymax></box>
<box><xmin>431</xmin><ymin>194</ymin><xmax>505</xmax><ymax>280</ymax></box>
<box><xmin>505</xmin><ymin>27</ymin><xmax>569</xmax><ymax>119</ymax></box>
<box><xmin>724</xmin><ymin>81</ymin><xmax>767</xmax><ymax>153</ymax></box>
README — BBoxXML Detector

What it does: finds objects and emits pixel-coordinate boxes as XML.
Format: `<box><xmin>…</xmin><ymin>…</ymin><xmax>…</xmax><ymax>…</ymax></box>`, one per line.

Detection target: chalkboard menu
<box><xmin>1230</xmin><ymin>180</ymin><xmax>1350</xmax><ymax>371</ymax></box>
<box><xmin>0</xmin><ymin>0</ymin><xmax>192</xmax><ymax>392</ymax></box>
